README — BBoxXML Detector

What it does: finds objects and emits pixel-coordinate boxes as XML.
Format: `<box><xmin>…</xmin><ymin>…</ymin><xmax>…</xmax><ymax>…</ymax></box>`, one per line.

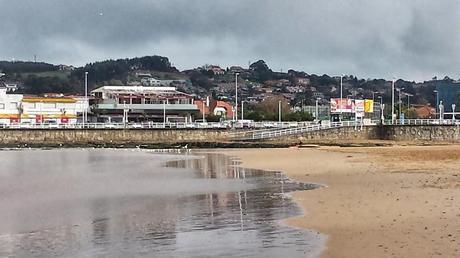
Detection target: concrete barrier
<box><xmin>1</xmin><ymin>125</ymin><xmax>460</xmax><ymax>148</ymax></box>
<box><xmin>0</xmin><ymin>129</ymin><xmax>232</xmax><ymax>147</ymax></box>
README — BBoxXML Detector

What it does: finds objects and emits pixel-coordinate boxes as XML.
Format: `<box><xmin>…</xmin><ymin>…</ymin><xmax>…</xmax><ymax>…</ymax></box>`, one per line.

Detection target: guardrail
<box><xmin>384</xmin><ymin>119</ymin><xmax>460</xmax><ymax>126</ymax></box>
<box><xmin>0</xmin><ymin>121</ymin><xmax>320</xmax><ymax>130</ymax></box>
<box><xmin>3</xmin><ymin>119</ymin><xmax>455</xmax><ymax>130</ymax></box>
<box><xmin>231</xmin><ymin>121</ymin><xmax>360</xmax><ymax>140</ymax></box>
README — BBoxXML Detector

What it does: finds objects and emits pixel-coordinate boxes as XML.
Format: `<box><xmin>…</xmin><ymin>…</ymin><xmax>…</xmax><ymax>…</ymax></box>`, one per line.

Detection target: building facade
<box><xmin>0</xmin><ymin>87</ymin><xmax>86</xmax><ymax>126</ymax></box>
<box><xmin>0</xmin><ymin>88</ymin><xmax>22</xmax><ymax>125</ymax></box>
<box><xmin>91</xmin><ymin>86</ymin><xmax>199</xmax><ymax>123</ymax></box>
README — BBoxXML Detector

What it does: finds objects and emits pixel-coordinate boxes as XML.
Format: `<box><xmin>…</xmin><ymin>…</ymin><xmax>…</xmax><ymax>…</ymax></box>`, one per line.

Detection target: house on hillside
<box><xmin>229</xmin><ymin>66</ymin><xmax>246</xmax><ymax>75</ymax></box>
<box><xmin>195</xmin><ymin>99</ymin><xmax>234</xmax><ymax>120</ymax></box>
<box><xmin>411</xmin><ymin>105</ymin><xmax>435</xmax><ymax>119</ymax></box>
<box><xmin>58</xmin><ymin>65</ymin><xmax>75</xmax><ymax>71</ymax></box>
<box><xmin>206</xmin><ymin>65</ymin><xmax>225</xmax><ymax>75</ymax></box>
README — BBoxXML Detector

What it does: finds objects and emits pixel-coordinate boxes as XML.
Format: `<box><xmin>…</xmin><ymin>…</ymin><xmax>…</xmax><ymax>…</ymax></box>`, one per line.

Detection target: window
<box><xmin>0</xmin><ymin>103</ymin><xmax>4</xmax><ymax>109</ymax></box>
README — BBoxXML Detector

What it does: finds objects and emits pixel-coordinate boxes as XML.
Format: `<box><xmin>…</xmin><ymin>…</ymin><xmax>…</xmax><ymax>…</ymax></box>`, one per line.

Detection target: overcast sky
<box><xmin>1</xmin><ymin>0</ymin><xmax>459</xmax><ymax>81</ymax></box>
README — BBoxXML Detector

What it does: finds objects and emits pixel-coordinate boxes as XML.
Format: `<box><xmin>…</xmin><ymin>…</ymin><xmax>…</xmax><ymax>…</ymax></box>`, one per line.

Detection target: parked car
<box><xmin>43</xmin><ymin>121</ymin><xmax>59</xmax><ymax>129</ymax></box>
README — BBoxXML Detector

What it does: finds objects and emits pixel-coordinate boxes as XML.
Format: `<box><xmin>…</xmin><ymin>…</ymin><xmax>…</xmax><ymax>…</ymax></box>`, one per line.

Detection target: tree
<box><xmin>255</xmin><ymin>96</ymin><xmax>290</xmax><ymax>115</ymax></box>
<box><xmin>249</xmin><ymin>60</ymin><xmax>274</xmax><ymax>82</ymax></box>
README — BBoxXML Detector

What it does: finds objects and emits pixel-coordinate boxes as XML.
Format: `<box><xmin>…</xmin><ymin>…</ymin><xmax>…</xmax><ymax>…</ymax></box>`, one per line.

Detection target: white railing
<box><xmin>3</xmin><ymin>119</ymin><xmax>456</xmax><ymax>130</ymax></box>
<box><xmin>384</xmin><ymin>119</ymin><xmax>460</xmax><ymax>126</ymax></box>
<box><xmin>0</xmin><ymin>121</ymin><xmax>323</xmax><ymax>130</ymax></box>
<box><xmin>231</xmin><ymin>121</ymin><xmax>359</xmax><ymax>140</ymax></box>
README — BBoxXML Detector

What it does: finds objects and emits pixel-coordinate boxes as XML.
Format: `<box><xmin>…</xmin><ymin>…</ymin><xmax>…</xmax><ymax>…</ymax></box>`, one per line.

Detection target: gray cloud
<box><xmin>0</xmin><ymin>0</ymin><xmax>459</xmax><ymax>81</ymax></box>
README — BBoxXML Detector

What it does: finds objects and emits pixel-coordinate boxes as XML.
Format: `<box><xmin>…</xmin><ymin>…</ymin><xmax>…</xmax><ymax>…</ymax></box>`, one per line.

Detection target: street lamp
<box><xmin>123</xmin><ymin>100</ymin><xmax>128</xmax><ymax>127</ymax></box>
<box><xmin>315</xmin><ymin>98</ymin><xmax>321</xmax><ymax>122</ymax></box>
<box><xmin>241</xmin><ymin>100</ymin><xmax>244</xmax><ymax>121</ymax></box>
<box><xmin>84</xmin><ymin>71</ymin><xmax>88</xmax><ymax>127</ymax></box>
<box><xmin>278</xmin><ymin>100</ymin><xmax>282</xmax><ymax>123</ymax></box>
<box><xmin>377</xmin><ymin>95</ymin><xmax>383</xmax><ymax>123</ymax></box>
<box><xmin>235</xmin><ymin>73</ymin><xmax>240</xmax><ymax>122</ymax></box>
<box><xmin>340</xmin><ymin>74</ymin><xmax>344</xmax><ymax>121</ymax></box>
<box><xmin>396</xmin><ymin>88</ymin><xmax>402</xmax><ymax>119</ymax></box>
<box><xmin>434</xmin><ymin>90</ymin><xmax>439</xmax><ymax>119</ymax></box>
<box><xmin>391</xmin><ymin>78</ymin><xmax>395</xmax><ymax>124</ymax></box>
<box><xmin>163</xmin><ymin>100</ymin><xmax>166</xmax><ymax>127</ymax></box>
<box><xmin>372</xmin><ymin>91</ymin><xmax>378</xmax><ymax>103</ymax></box>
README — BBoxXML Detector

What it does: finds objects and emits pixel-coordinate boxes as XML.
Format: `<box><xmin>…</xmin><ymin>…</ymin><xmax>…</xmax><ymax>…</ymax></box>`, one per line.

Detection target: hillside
<box><xmin>0</xmin><ymin>56</ymin><xmax>458</xmax><ymax>110</ymax></box>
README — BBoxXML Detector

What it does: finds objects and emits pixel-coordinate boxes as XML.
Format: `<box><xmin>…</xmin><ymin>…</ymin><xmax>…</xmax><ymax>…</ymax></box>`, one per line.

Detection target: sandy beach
<box><xmin>226</xmin><ymin>146</ymin><xmax>460</xmax><ymax>258</ymax></box>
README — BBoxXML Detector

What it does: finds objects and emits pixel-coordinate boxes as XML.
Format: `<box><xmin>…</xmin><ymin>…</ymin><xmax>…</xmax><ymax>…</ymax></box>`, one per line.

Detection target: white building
<box><xmin>91</xmin><ymin>85</ymin><xmax>199</xmax><ymax>122</ymax></box>
<box><xmin>0</xmin><ymin>87</ymin><xmax>22</xmax><ymax>125</ymax></box>
<box><xmin>0</xmin><ymin>87</ymin><xmax>88</xmax><ymax>125</ymax></box>
<box><xmin>19</xmin><ymin>96</ymin><xmax>85</xmax><ymax>124</ymax></box>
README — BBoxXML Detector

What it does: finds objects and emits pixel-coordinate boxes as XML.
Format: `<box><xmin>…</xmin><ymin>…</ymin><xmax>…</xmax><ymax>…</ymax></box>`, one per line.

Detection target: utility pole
<box><xmin>391</xmin><ymin>78</ymin><xmax>395</xmax><ymax>124</ymax></box>
<box><xmin>235</xmin><ymin>73</ymin><xmax>239</xmax><ymax>122</ymax></box>
<box><xmin>278</xmin><ymin>101</ymin><xmax>282</xmax><ymax>123</ymax></box>
<box><xmin>84</xmin><ymin>72</ymin><xmax>88</xmax><ymax>127</ymax></box>
<box><xmin>241</xmin><ymin>101</ymin><xmax>244</xmax><ymax>121</ymax></box>
<box><xmin>340</xmin><ymin>75</ymin><xmax>344</xmax><ymax>121</ymax></box>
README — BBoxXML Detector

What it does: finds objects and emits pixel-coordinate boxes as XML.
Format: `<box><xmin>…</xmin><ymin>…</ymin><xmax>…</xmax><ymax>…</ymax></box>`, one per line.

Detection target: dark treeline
<box><xmin>1</xmin><ymin>56</ymin><xmax>178</xmax><ymax>94</ymax></box>
<box><xmin>0</xmin><ymin>61</ymin><xmax>58</xmax><ymax>73</ymax></box>
<box><xmin>71</xmin><ymin>55</ymin><xmax>178</xmax><ymax>90</ymax></box>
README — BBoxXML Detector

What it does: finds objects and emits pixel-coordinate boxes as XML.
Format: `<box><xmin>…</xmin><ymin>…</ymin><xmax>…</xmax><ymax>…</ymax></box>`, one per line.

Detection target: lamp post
<box><xmin>397</xmin><ymin>88</ymin><xmax>402</xmax><ymax>119</ymax></box>
<box><xmin>202</xmin><ymin>100</ymin><xmax>206</xmax><ymax>122</ymax></box>
<box><xmin>235</xmin><ymin>73</ymin><xmax>239</xmax><ymax>122</ymax></box>
<box><xmin>84</xmin><ymin>71</ymin><xmax>88</xmax><ymax>127</ymax></box>
<box><xmin>434</xmin><ymin>90</ymin><xmax>439</xmax><ymax>119</ymax></box>
<box><xmin>453</xmin><ymin>104</ymin><xmax>456</xmax><ymax>121</ymax></box>
<box><xmin>278</xmin><ymin>100</ymin><xmax>282</xmax><ymax>123</ymax></box>
<box><xmin>315</xmin><ymin>98</ymin><xmax>321</xmax><ymax>121</ymax></box>
<box><xmin>241</xmin><ymin>100</ymin><xmax>244</xmax><ymax>121</ymax></box>
<box><xmin>163</xmin><ymin>100</ymin><xmax>166</xmax><ymax>127</ymax></box>
<box><xmin>340</xmin><ymin>74</ymin><xmax>344</xmax><ymax>121</ymax></box>
<box><xmin>391</xmin><ymin>78</ymin><xmax>395</xmax><ymax>124</ymax></box>
<box><xmin>123</xmin><ymin>100</ymin><xmax>128</xmax><ymax>128</ymax></box>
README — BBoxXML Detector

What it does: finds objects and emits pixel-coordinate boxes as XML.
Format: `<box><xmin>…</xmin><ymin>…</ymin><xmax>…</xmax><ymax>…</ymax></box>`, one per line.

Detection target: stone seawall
<box><xmin>264</xmin><ymin>126</ymin><xmax>380</xmax><ymax>145</ymax></box>
<box><xmin>1</xmin><ymin>125</ymin><xmax>460</xmax><ymax>148</ymax></box>
<box><xmin>0</xmin><ymin>129</ymin><xmax>233</xmax><ymax>147</ymax></box>
<box><xmin>380</xmin><ymin>125</ymin><xmax>460</xmax><ymax>142</ymax></box>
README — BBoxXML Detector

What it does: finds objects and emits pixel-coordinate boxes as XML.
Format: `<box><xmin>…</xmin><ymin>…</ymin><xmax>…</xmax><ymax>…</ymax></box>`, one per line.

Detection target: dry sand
<box><xmin>225</xmin><ymin>146</ymin><xmax>460</xmax><ymax>258</ymax></box>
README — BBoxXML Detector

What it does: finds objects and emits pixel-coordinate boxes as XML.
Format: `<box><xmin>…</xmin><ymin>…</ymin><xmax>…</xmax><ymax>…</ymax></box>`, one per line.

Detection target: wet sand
<box><xmin>226</xmin><ymin>146</ymin><xmax>460</xmax><ymax>258</ymax></box>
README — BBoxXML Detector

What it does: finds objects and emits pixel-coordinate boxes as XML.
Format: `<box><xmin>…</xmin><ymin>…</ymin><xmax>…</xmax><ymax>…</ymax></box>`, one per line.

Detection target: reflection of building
<box><xmin>91</xmin><ymin>86</ymin><xmax>199</xmax><ymax>123</ymax></box>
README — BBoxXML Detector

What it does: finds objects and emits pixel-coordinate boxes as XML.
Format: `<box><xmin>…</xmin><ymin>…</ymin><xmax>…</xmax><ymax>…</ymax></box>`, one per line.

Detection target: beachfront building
<box><xmin>91</xmin><ymin>85</ymin><xmax>199</xmax><ymax>123</ymax></box>
<box><xmin>20</xmin><ymin>95</ymin><xmax>85</xmax><ymax>124</ymax></box>
<box><xmin>0</xmin><ymin>87</ymin><xmax>22</xmax><ymax>125</ymax></box>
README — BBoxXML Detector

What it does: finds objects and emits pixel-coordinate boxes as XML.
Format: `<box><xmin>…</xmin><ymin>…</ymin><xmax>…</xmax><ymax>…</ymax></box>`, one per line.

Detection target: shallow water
<box><xmin>0</xmin><ymin>149</ymin><xmax>325</xmax><ymax>257</ymax></box>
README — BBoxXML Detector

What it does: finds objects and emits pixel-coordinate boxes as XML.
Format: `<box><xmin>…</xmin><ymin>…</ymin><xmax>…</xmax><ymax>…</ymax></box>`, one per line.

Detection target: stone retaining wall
<box><xmin>1</xmin><ymin>125</ymin><xmax>460</xmax><ymax>148</ymax></box>
<box><xmin>0</xmin><ymin>129</ymin><xmax>232</xmax><ymax>147</ymax></box>
<box><xmin>380</xmin><ymin>125</ymin><xmax>460</xmax><ymax>142</ymax></box>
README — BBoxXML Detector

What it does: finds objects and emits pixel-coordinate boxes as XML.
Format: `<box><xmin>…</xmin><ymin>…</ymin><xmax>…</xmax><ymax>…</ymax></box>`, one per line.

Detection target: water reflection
<box><xmin>0</xmin><ymin>149</ymin><xmax>325</xmax><ymax>257</ymax></box>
